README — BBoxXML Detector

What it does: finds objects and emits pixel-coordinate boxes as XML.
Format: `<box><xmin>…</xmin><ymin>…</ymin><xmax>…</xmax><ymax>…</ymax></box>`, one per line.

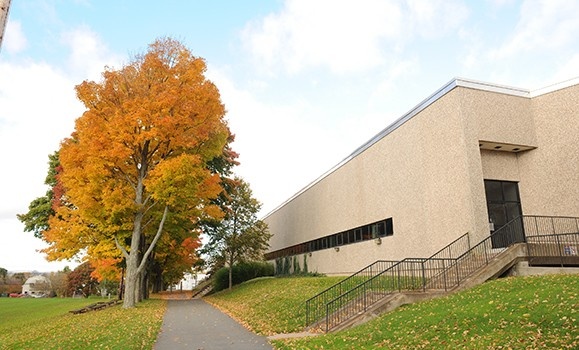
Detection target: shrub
<box><xmin>213</xmin><ymin>261</ymin><xmax>274</xmax><ymax>292</ymax></box>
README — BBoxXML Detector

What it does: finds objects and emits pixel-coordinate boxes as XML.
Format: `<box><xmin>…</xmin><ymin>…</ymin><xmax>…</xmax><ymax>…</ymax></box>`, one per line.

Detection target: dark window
<box><xmin>329</xmin><ymin>236</ymin><xmax>336</xmax><ymax>248</ymax></box>
<box><xmin>355</xmin><ymin>229</ymin><xmax>362</xmax><ymax>241</ymax></box>
<box><xmin>362</xmin><ymin>226</ymin><xmax>371</xmax><ymax>240</ymax></box>
<box><xmin>485</xmin><ymin>181</ymin><xmax>503</xmax><ymax>202</ymax></box>
<box><xmin>377</xmin><ymin>221</ymin><xmax>386</xmax><ymax>237</ymax></box>
<box><xmin>502</xmin><ymin>182</ymin><xmax>519</xmax><ymax>202</ymax></box>
<box><xmin>348</xmin><ymin>230</ymin><xmax>355</xmax><ymax>243</ymax></box>
<box><xmin>484</xmin><ymin>179</ymin><xmax>523</xmax><ymax>248</ymax></box>
<box><xmin>385</xmin><ymin>218</ymin><xmax>393</xmax><ymax>236</ymax></box>
<box><xmin>266</xmin><ymin>217</ymin><xmax>394</xmax><ymax>259</ymax></box>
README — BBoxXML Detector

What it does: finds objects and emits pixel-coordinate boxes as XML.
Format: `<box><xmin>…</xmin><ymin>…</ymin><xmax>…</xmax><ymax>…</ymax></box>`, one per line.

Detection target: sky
<box><xmin>1</xmin><ymin>0</ymin><xmax>579</xmax><ymax>273</ymax></box>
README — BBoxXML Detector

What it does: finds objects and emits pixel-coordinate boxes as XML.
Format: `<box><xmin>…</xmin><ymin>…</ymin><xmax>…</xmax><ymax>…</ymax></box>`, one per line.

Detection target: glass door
<box><xmin>484</xmin><ymin>180</ymin><xmax>524</xmax><ymax>248</ymax></box>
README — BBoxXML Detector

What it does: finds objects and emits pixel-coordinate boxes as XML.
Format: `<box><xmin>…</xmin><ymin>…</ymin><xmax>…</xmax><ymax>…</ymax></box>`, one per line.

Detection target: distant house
<box><xmin>22</xmin><ymin>275</ymin><xmax>51</xmax><ymax>296</ymax></box>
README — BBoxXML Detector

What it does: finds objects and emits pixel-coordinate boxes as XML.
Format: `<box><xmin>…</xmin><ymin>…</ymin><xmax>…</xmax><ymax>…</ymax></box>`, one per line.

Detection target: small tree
<box><xmin>17</xmin><ymin>152</ymin><xmax>59</xmax><ymax>239</ymax></box>
<box><xmin>202</xmin><ymin>177</ymin><xmax>272</xmax><ymax>290</ymax></box>
<box><xmin>0</xmin><ymin>267</ymin><xmax>6</xmax><ymax>282</ymax></box>
<box><xmin>66</xmin><ymin>262</ymin><xmax>99</xmax><ymax>297</ymax></box>
<box><xmin>49</xmin><ymin>269</ymin><xmax>70</xmax><ymax>297</ymax></box>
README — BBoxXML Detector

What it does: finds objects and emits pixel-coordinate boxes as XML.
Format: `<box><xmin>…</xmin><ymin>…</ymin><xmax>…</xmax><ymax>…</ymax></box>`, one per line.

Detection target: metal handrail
<box><xmin>305</xmin><ymin>259</ymin><xmax>398</xmax><ymax>326</ymax></box>
<box><xmin>305</xmin><ymin>232</ymin><xmax>470</xmax><ymax>329</ymax></box>
<box><xmin>306</xmin><ymin>215</ymin><xmax>579</xmax><ymax>332</ymax></box>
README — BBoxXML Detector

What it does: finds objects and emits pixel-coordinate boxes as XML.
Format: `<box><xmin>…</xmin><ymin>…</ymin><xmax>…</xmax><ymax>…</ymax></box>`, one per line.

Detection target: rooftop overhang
<box><xmin>479</xmin><ymin>140</ymin><xmax>536</xmax><ymax>153</ymax></box>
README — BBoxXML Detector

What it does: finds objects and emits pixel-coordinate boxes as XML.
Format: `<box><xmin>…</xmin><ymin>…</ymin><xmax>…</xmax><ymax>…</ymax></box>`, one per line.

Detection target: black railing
<box><xmin>522</xmin><ymin>215</ymin><xmax>579</xmax><ymax>236</ymax></box>
<box><xmin>305</xmin><ymin>232</ymin><xmax>470</xmax><ymax>330</ymax></box>
<box><xmin>527</xmin><ymin>233</ymin><xmax>579</xmax><ymax>267</ymax></box>
<box><xmin>305</xmin><ymin>215</ymin><xmax>579</xmax><ymax>332</ymax></box>
<box><xmin>305</xmin><ymin>260</ymin><xmax>398</xmax><ymax>327</ymax></box>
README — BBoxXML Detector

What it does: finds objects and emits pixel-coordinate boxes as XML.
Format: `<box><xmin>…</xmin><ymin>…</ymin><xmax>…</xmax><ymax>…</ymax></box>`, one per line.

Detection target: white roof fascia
<box><xmin>455</xmin><ymin>77</ymin><xmax>530</xmax><ymax>97</ymax></box>
<box><xmin>262</xmin><ymin>77</ymin><xmax>567</xmax><ymax>219</ymax></box>
<box><xmin>530</xmin><ymin>76</ymin><xmax>579</xmax><ymax>97</ymax></box>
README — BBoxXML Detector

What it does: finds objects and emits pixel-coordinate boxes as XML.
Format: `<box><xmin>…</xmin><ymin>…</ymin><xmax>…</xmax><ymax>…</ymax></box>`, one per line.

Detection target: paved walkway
<box><xmin>154</xmin><ymin>299</ymin><xmax>273</xmax><ymax>350</ymax></box>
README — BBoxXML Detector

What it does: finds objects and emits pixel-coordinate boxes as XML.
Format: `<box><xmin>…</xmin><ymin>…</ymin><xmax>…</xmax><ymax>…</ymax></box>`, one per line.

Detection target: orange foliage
<box><xmin>40</xmin><ymin>38</ymin><xmax>233</xmax><ymax>290</ymax></box>
<box><xmin>90</xmin><ymin>257</ymin><xmax>122</xmax><ymax>282</ymax></box>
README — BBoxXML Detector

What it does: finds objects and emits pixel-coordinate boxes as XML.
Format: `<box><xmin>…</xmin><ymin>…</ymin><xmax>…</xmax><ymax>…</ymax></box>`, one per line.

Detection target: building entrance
<box><xmin>484</xmin><ymin>180</ymin><xmax>524</xmax><ymax>248</ymax></box>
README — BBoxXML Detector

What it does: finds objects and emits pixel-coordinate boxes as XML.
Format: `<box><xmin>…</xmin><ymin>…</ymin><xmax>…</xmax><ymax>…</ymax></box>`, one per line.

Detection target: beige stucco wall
<box><xmin>266</xmin><ymin>88</ymin><xmax>481</xmax><ymax>274</ymax></box>
<box><xmin>517</xmin><ymin>84</ymin><xmax>579</xmax><ymax>217</ymax></box>
<box><xmin>464</xmin><ymin>89</ymin><xmax>536</xmax><ymax>147</ymax></box>
<box><xmin>264</xmin><ymin>81</ymin><xmax>579</xmax><ymax>275</ymax></box>
<box><xmin>480</xmin><ymin>150</ymin><xmax>521</xmax><ymax>182</ymax></box>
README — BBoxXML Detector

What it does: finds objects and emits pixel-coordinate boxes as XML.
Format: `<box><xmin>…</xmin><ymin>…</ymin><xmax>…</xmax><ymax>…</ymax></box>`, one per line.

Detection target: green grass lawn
<box><xmin>207</xmin><ymin>274</ymin><xmax>578</xmax><ymax>349</ymax></box>
<box><xmin>205</xmin><ymin>275</ymin><xmax>344</xmax><ymax>335</ymax></box>
<box><xmin>0</xmin><ymin>297</ymin><xmax>166</xmax><ymax>350</ymax></box>
<box><xmin>1</xmin><ymin>274</ymin><xmax>576</xmax><ymax>349</ymax></box>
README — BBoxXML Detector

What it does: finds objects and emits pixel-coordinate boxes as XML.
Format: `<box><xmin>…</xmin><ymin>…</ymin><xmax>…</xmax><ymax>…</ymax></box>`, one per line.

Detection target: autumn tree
<box><xmin>201</xmin><ymin>177</ymin><xmax>272</xmax><ymax>290</ymax></box>
<box><xmin>150</xmin><ymin>234</ymin><xmax>202</xmax><ymax>292</ymax></box>
<box><xmin>12</xmin><ymin>272</ymin><xmax>27</xmax><ymax>284</ymax></box>
<box><xmin>42</xmin><ymin>37</ymin><xmax>232</xmax><ymax>308</ymax></box>
<box><xmin>66</xmin><ymin>262</ymin><xmax>98</xmax><ymax>297</ymax></box>
<box><xmin>49</xmin><ymin>269</ymin><xmax>70</xmax><ymax>297</ymax></box>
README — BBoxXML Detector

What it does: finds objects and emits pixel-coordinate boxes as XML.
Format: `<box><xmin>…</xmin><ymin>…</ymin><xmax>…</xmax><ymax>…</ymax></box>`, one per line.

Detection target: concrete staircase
<box><xmin>317</xmin><ymin>243</ymin><xmax>528</xmax><ymax>332</ymax></box>
<box><xmin>306</xmin><ymin>216</ymin><xmax>579</xmax><ymax>333</ymax></box>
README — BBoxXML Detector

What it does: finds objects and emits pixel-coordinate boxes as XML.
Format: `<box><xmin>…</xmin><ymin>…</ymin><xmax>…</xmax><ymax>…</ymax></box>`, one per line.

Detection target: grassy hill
<box><xmin>207</xmin><ymin>274</ymin><xmax>578</xmax><ymax>349</ymax></box>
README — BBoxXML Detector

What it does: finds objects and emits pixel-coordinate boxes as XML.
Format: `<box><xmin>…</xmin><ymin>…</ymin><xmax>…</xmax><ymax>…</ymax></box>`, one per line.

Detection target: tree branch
<box><xmin>137</xmin><ymin>205</ymin><xmax>168</xmax><ymax>275</ymax></box>
<box><xmin>114</xmin><ymin>236</ymin><xmax>130</xmax><ymax>260</ymax></box>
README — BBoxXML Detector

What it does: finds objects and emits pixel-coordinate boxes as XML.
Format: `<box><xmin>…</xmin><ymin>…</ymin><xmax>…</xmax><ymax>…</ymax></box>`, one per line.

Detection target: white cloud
<box><xmin>242</xmin><ymin>0</ymin><xmax>404</xmax><ymax>75</ymax></box>
<box><xmin>368</xmin><ymin>57</ymin><xmax>419</xmax><ymax>110</ymax></box>
<box><xmin>208</xmin><ymin>66</ymin><xmax>333</xmax><ymax>213</ymax></box>
<box><xmin>0</xmin><ymin>62</ymin><xmax>83</xmax><ymax>214</ymax></box>
<box><xmin>405</xmin><ymin>0</ymin><xmax>469</xmax><ymax>38</ymax></box>
<box><xmin>60</xmin><ymin>26</ymin><xmax>123</xmax><ymax>81</ymax></box>
<box><xmin>0</xmin><ymin>219</ymin><xmax>77</xmax><ymax>272</ymax></box>
<box><xmin>486</xmin><ymin>0</ymin><xmax>517</xmax><ymax>9</ymax></box>
<box><xmin>208</xmin><ymin>63</ymin><xmax>407</xmax><ymax>216</ymax></box>
<box><xmin>3</xmin><ymin>20</ymin><xmax>27</xmax><ymax>54</ymax></box>
<box><xmin>242</xmin><ymin>0</ymin><xmax>469</xmax><ymax>76</ymax></box>
<box><xmin>552</xmin><ymin>53</ymin><xmax>579</xmax><ymax>84</ymax></box>
<box><xmin>490</xmin><ymin>0</ymin><xmax>579</xmax><ymax>59</ymax></box>
<box><xmin>0</xmin><ymin>61</ymin><xmax>83</xmax><ymax>272</ymax></box>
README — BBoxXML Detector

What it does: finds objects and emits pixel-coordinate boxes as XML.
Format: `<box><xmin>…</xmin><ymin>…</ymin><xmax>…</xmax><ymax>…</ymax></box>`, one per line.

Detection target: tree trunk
<box><xmin>122</xmin><ymin>208</ymin><xmax>144</xmax><ymax>308</ymax></box>
<box><xmin>118</xmin><ymin>267</ymin><xmax>124</xmax><ymax>300</ymax></box>
<box><xmin>228</xmin><ymin>253</ymin><xmax>234</xmax><ymax>290</ymax></box>
<box><xmin>123</xmin><ymin>252</ymin><xmax>139</xmax><ymax>307</ymax></box>
<box><xmin>151</xmin><ymin>262</ymin><xmax>163</xmax><ymax>293</ymax></box>
<box><xmin>139</xmin><ymin>268</ymin><xmax>148</xmax><ymax>301</ymax></box>
<box><xmin>122</xmin><ymin>205</ymin><xmax>168</xmax><ymax>308</ymax></box>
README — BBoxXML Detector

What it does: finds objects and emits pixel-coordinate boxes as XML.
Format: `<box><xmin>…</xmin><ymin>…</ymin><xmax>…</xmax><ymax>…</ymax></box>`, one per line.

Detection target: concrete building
<box><xmin>264</xmin><ymin>77</ymin><xmax>579</xmax><ymax>275</ymax></box>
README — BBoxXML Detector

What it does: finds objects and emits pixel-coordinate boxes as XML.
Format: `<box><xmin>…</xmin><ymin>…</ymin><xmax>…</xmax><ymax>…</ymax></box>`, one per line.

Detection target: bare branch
<box><xmin>137</xmin><ymin>205</ymin><xmax>168</xmax><ymax>275</ymax></box>
<box><xmin>114</xmin><ymin>236</ymin><xmax>130</xmax><ymax>260</ymax></box>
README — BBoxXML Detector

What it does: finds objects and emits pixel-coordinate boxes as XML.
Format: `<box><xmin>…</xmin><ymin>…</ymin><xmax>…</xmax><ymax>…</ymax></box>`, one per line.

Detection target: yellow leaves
<box><xmin>146</xmin><ymin>154</ymin><xmax>221</xmax><ymax>213</ymax></box>
<box><xmin>146</xmin><ymin>154</ymin><xmax>201</xmax><ymax>204</ymax></box>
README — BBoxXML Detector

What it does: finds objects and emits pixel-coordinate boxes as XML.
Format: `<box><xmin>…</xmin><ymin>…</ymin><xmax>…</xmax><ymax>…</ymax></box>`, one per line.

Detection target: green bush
<box><xmin>213</xmin><ymin>261</ymin><xmax>274</xmax><ymax>292</ymax></box>
<box><xmin>275</xmin><ymin>254</ymin><xmax>319</xmax><ymax>276</ymax></box>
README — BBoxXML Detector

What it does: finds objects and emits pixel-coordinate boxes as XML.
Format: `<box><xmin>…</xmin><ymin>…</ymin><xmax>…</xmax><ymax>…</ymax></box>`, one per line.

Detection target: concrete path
<box><xmin>154</xmin><ymin>299</ymin><xmax>273</xmax><ymax>350</ymax></box>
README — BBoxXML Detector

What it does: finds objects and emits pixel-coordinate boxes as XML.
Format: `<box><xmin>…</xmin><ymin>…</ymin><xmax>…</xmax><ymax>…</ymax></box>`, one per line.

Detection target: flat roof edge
<box><xmin>262</xmin><ymin>77</ymin><xmax>575</xmax><ymax>219</ymax></box>
<box><xmin>455</xmin><ymin>77</ymin><xmax>530</xmax><ymax>97</ymax></box>
<box><xmin>262</xmin><ymin>78</ymin><xmax>460</xmax><ymax>219</ymax></box>
<box><xmin>530</xmin><ymin>76</ymin><xmax>579</xmax><ymax>97</ymax></box>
